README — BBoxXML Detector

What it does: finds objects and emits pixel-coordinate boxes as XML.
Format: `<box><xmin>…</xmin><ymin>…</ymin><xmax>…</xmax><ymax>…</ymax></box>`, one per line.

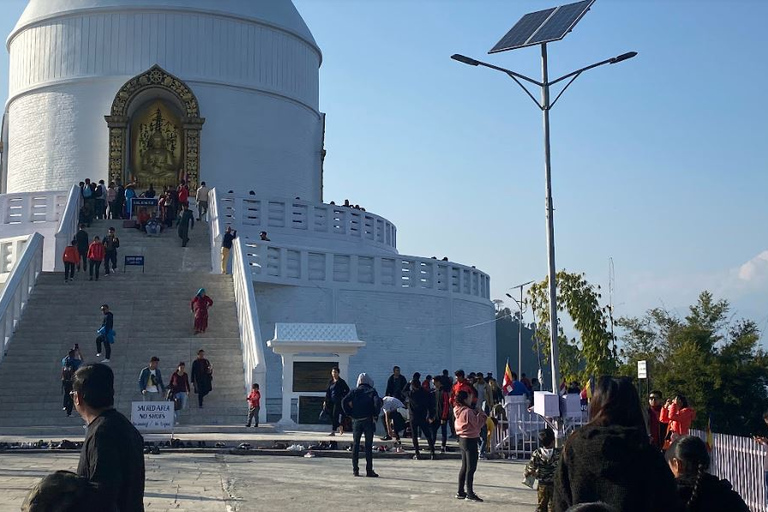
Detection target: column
<box><xmin>278</xmin><ymin>353</ymin><xmax>296</xmax><ymax>426</ymax></box>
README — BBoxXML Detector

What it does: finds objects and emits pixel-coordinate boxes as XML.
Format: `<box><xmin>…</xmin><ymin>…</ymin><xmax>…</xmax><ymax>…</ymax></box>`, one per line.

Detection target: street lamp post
<box><xmin>451</xmin><ymin>50</ymin><xmax>636</xmax><ymax>396</ymax></box>
<box><xmin>506</xmin><ymin>280</ymin><xmax>534</xmax><ymax>379</ymax></box>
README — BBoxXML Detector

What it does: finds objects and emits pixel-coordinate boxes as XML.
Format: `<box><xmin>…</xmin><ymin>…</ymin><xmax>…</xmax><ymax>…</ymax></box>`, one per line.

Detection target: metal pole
<box><xmin>541</xmin><ymin>43</ymin><xmax>561</xmax><ymax>395</ymax></box>
<box><xmin>518</xmin><ymin>285</ymin><xmax>524</xmax><ymax>378</ymax></box>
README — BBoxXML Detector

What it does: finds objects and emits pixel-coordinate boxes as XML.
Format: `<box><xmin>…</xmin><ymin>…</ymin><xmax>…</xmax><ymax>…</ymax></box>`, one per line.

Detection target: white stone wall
<box><xmin>254</xmin><ymin>283</ymin><xmax>496</xmax><ymax>404</ymax></box>
<box><xmin>6</xmin><ymin>8</ymin><xmax>322</xmax><ymax>197</ymax></box>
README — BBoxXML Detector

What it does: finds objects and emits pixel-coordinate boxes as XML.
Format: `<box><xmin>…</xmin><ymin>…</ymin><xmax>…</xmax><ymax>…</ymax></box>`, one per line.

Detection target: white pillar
<box><xmin>278</xmin><ymin>353</ymin><xmax>296</xmax><ymax>426</ymax></box>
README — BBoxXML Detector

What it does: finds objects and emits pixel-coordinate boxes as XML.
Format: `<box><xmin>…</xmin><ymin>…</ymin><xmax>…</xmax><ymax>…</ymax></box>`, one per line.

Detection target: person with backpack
<box><xmin>102</xmin><ymin>227</ymin><xmax>120</xmax><ymax>276</ymax></box>
<box><xmin>62</xmin><ymin>240</ymin><xmax>80</xmax><ymax>283</ymax></box>
<box><xmin>61</xmin><ymin>349</ymin><xmax>80</xmax><ymax>416</ymax></box>
<box><xmin>342</xmin><ymin>373</ymin><xmax>382</xmax><ymax>477</ymax></box>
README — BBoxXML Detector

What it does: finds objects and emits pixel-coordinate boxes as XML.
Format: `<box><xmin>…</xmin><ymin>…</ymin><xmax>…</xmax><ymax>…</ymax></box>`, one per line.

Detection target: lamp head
<box><xmin>451</xmin><ymin>54</ymin><xmax>480</xmax><ymax>66</ymax></box>
<box><xmin>610</xmin><ymin>51</ymin><xmax>638</xmax><ymax>64</ymax></box>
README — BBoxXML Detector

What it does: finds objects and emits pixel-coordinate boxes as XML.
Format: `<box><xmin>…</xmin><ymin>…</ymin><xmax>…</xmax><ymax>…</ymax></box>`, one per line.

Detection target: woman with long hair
<box><xmin>454</xmin><ymin>390</ymin><xmax>487</xmax><ymax>502</ymax></box>
<box><xmin>666</xmin><ymin>435</ymin><xmax>748</xmax><ymax>511</ymax></box>
<box><xmin>553</xmin><ymin>376</ymin><xmax>682</xmax><ymax>512</ymax></box>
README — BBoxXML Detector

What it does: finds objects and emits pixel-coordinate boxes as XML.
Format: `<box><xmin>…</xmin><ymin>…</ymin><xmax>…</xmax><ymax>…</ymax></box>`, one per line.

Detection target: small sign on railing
<box><xmin>124</xmin><ymin>255</ymin><xmax>145</xmax><ymax>273</ymax></box>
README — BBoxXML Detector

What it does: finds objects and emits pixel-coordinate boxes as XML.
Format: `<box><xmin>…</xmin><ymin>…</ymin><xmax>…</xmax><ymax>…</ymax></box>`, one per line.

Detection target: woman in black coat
<box><xmin>324</xmin><ymin>367</ymin><xmax>350</xmax><ymax>436</ymax></box>
<box><xmin>553</xmin><ymin>376</ymin><xmax>683</xmax><ymax>512</ymax></box>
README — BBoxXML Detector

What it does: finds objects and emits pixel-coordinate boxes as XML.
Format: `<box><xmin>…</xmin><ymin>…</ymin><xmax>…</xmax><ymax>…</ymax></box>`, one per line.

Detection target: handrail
<box><xmin>215</xmin><ymin>192</ymin><xmax>398</xmax><ymax>252</ymax></box>
<box><xmin>241</xmin><ymin>239</ymin><xmax>492</xmax><ymax>302</ymax></box>
<box><xmin>208</xmin><ymin>188</ymin><xmax>222</xmax><ymax>272</ymax></box>
<box><xmin>0</xmin><ymin>189</ymin><xmax>69</xmax><ymax>225</ymax></box>
<box><xmin>231</xmin><ymin>236</ymin><xmax>267</xmax><ymax>425</ymax></box>
<box><xmin>53</xmin><ymin>185</ymin><xmax>82</xmax><ymax>272</ymax></box>
<box><xmin>0</xmin><ymin>232</ymin><xmax>44</xmax><ymax>365</ymax></box>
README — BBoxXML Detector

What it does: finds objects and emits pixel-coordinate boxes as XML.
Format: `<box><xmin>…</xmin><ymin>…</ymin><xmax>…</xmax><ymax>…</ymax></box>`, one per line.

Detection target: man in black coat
<box><xmin>406</xmin><ymin>377</ymin><xmax>437</xmax><ymax>460</ymax></box>
<box><xmin>385</xmin><ymin>365</ymin><xmax>408</xmax><ymax>402</ymax></box>
<box><xmin>75</xmin><ymin>224</ymin><xmax>89</xmax><ymax>272</ymax></box>
<box><xmin>72</xmin><ymin>363</ymin><xmax>144</xmax><ymax>511</ymax></box>
<box><xmin>342</xmin><ymin>373</ymin><xmax>382</xmax><ymax>478</ymax></box>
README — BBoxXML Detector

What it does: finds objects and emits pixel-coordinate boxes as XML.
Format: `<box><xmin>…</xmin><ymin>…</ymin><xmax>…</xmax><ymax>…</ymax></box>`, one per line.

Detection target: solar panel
<box><xmin>488</xmin><ymin>0</ymin><xmax>595</xmax><ymax>54</ymax></box>
<box><xmin>489</xmin><ymin>7</ymin><xmax>556</xmax><ymax>54</ymax></box>
<box><xmin>528</xmin><ymin>0</ymin><xmax>594</xmax><ymax>45</ymax></box>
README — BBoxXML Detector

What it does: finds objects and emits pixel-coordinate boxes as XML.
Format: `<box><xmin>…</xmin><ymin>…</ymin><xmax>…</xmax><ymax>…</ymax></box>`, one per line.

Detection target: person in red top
<box><xmin>451</xmin><ymin>369</ymin><xmax>477</xmax><ymax>407</ymax></box>
<box><xmin>648</xmin><ymin>390</ymin><xmax>668</xmax><ymax>450</ymax></box>
<box><xmin>246</xmin><ymin>383</ymin><xmax>261</xmax><ymax>427</ymax></box>
<box><xmin>190</xmin><ymin>288</ymin><xmax>214</xmax><ymax>334</ymax></box>
<box><xmin>177</xmin><ymin>180</ymin><xmax>189</xmax><ymax>212</ymax></box>
<box><xmin>432</xmin><ymin>376</ymin><xmax>451</xmax><ymax>453</ymax></box>
<box><xmin>62</xmin><ymin>240</ymin><xmax>80</xmax><ymax>283</ymax></box>
<box><xmin>86</xmin><ymin>236</ymin><xmax>106</xmax><ymax>281</ymax></box>
<box><xmin>660</xmin><ymin>393</ymin><xmax>696</xmax><ymax>438</ymax></box>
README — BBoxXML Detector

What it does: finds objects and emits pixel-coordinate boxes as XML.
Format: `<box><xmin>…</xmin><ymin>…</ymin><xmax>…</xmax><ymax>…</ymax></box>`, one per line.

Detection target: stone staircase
<box><xmin>0</xmin><ymin>217</ymin><xmax>249</xmax><ymax>428</ymax></box>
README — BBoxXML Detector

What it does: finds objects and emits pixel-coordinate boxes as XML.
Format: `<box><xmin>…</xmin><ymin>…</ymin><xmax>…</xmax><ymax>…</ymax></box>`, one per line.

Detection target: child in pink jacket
<box><xmin>453</xmin><ymin>390</ymin><xmax>488</xmax><ymax>502</ymax></box>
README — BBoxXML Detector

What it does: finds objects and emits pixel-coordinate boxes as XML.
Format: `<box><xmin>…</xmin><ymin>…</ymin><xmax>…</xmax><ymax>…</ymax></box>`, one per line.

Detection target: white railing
<box><xmin>0</xmin><ymin>233</ymin><xmax>43</xmax><ymax>365</ymax></box>
<box><xmin>691</xmin><ymin>429</ymin><xmax>766</xmax><ymax>512</ymax></box>
<box><xmin>242</xmin><ymin>240</ymin><xmax>491</xmax><ymax>301</ymax></box>
<box><xmin>0</xmin><ymin>190</ymin><xmax>68</xmax><ymax>225</ymax></box>
<box><xmin>492</xmin><ymin>395</ymin><xmax>587</xmax><ymax>459</ymax></box>
<box><xmin>53</xmin><ymin>185</ymin><xmax>82</xmax><ymax>272</ymax></box>
<box><xmin>232</xmin><ymin>236</ymin><xmax>267</xmax><ymax>424</ymax></box>
<box><xmin>216</xmin><ymin>192</ymin><xmax>397</xmax><ymax>251</ymax></box>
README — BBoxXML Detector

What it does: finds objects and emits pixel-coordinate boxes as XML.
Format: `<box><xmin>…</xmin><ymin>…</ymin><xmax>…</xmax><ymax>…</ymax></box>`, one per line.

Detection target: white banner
<box><xmin>131</xmin><ymin>401</ymin><xmax>173</xmax><ymax>431</ymax></box>
<box><xmin>637</xmin><ymin>360</ymin><xmax>648</xmax><ymax>379</ymax></box>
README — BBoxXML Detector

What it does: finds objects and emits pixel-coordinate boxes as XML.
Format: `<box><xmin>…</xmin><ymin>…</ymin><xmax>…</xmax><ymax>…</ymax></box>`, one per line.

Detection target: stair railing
<box><xmin>231</xmin><ymin>235</ymin><xmax>267</xmax><ymax>424</ymax></box>
<box><xmin>0</xmin><ymin>232</ymin><xmax>44</xmax><ymax>364</ymax></box>
<box><xmin>53</xmin><ymin>185</ymin><xmax>82</xmax><ymax>272</ymax></box>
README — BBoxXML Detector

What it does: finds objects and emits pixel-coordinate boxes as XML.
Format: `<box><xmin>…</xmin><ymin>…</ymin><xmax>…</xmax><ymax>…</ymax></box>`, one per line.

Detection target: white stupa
<box><xmin>1</xmin><ymin>0</ymin><xmax>495</xmax><ymax>420</ymax></box>
<box><xmin>4</xmin><ymin>0</ymin><xmax>323</xmax><ymax>197</ymax></box>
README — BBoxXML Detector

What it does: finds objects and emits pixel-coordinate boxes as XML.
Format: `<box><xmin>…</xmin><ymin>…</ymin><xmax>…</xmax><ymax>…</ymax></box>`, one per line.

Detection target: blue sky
<box><xmin>2</xmin><ymin>0</ymin><xmax>767</xmax><ymax>332</ymax></box>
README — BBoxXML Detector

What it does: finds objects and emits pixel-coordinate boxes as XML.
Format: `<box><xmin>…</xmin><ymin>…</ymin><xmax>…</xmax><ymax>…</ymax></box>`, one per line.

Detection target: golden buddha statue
<box><xmin>140</xmin><ymin>130</ymin><xmax>177</xmax><ymax>184</ymax></box>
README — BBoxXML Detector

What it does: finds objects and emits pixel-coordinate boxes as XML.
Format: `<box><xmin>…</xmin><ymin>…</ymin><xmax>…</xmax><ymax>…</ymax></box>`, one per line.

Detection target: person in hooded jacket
<box><xmin>552</xmin><ymin>376</ymin><xmax>683</xmax><ymax>512</ymax></box>
<box><xmin>342</xmin><ymin>373</ymin><xmax>382</xmax><ymax>478</ymax></box>
<box><xmin>666</xmin><ymin>435</ymin><xmax>749</xmax><ymax>512</ymax></box>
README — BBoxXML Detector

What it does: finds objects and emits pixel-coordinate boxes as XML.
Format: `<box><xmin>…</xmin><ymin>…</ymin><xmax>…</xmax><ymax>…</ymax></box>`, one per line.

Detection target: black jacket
<box><xmin>326</xmin><ymin>377</ymin><xmax>350</xmax><ymax>403</ymax></box>
<box><xmin>77</xmin><ymin>409</ymin><xmax>145</xmax><ymax>512</ymax></box>
<box><xmin>676</xmin><ymin>473</ymin><xmax>750</xmax><ymax>512</ymax></box>
<box><xmin>385</xmin><ymin>374</ymin><xmax>408</xmax><ymax>401</ymax></box>
<box><xmin>75</xmin><ymin>229</ymin><xmax>89</xmax><ymax>252</ymax></box>
<box><xmin>342</xmin><ymin>384</ymin><xmax>382</xmax><ymax>420</ymax></box>
<box><xmin>406</xmin><ymin>385</ymin><xmax>435</xmax><ymax>423</ymax></box>
<box><xmin>553</xmin><ymin>424</ymin><xmax>683</xmax><ymax>512</ymax></box>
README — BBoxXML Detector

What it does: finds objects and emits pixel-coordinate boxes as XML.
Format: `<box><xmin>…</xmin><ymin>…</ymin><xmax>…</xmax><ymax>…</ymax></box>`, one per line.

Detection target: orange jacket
<box><xmin>660</xmin><ymin>403</ymin><xmax>695</xmax><ymax>435</ymax></box>
<box><xmin>87</xmin><ymin>241</ymin><xmax>106</xmax><ymax>261</ymax></box>
<box><xmin>62</xmin><ymin>246</ymin><xmax>80</xmax><ymax>264</ymax></box>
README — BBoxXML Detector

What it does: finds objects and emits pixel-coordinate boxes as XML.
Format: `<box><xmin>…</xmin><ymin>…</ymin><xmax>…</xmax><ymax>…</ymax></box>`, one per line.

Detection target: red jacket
<box><xmin>87</xmin><ymin>241</ymin><xmax>105</xmax><ymax>261</ymax></box>
<box><xmin>660</xmin><ymin>403</ymin><xmax>695</xmax><ymax>436</ymax></box>
<box><xmin>247</xmin><ymin>389</ymin><xmax>261</xmax><ymax>409</ymax></box>
<box><xmin>62</xmin><ymin>246</ymin><xmax>80</xmax><ymax>264</ymax></box>
<box><xmin>451</xmin><ymin>379</ymin><xmax>477</xmax><ymax>407</ymax></box>
<box><xmin>178</xmin><ymin>186</ymin><xmax>189</xmax><ymax>204</ymax></box>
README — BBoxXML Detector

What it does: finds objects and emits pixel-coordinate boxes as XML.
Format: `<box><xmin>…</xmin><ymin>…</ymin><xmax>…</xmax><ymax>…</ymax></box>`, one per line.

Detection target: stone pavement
<box><xmin>0</xmin><ymin>451</ymin><xmax>539</xmax><ymax>511</ymax></box>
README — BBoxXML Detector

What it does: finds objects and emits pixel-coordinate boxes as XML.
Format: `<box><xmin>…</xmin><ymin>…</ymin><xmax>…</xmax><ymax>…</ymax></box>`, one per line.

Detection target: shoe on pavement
<box><xmin>465</xmin><ymin>494</ymin><xmax>483</xmax><ymax>502</ymax></box>
<box><xmin>412</xmin><ymin>454</ymin><xmax>420</xmax><ymax>460</ymax></box>
<box><xmin>96</xmin><ymin>353</ymin><xmax>101</xmax><ymax>357</ymax></box>
<box><xmin>455</xmin><ymin>493</ymin><xmax>467</xmax><ymax>500</ymax></box>
<box><xmin>101</xmin><ymin>358</ymin><xmax>110</xmax><ymax>363</ymax></box>
<box><xmin>328</xmin><ymin>432</ymin><xmax>335</xmax><ymax>437</ymax></box>
<box><xmin>380</xmin><ymin>435</ymin><xmax>392</xmax><ymax>441</ymax></box>
<box><xmin>365</xmin><ymin>471</ymin><xmax>379</xmax><ymax>478</ymax></box>
<box><xmin>353</xmin><ymin>470</ymin><xmax>360</xmax><ymax>477</ymax></box>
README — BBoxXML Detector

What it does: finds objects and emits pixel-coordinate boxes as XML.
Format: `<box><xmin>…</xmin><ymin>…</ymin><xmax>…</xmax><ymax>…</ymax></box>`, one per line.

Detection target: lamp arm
<box><xmin>548</xmin><ymin>71</ymin><xmax>582</xmax><ymax>110</ymax></box>
<box><xmin>506</xmin><ymin>73</ymin><xmax>545</xmax><ymax>110</ymax></box>
<box><xmin>549</xmin><ymin>57</ymin><xmax>613</xmax><ymax>87</ymax></box>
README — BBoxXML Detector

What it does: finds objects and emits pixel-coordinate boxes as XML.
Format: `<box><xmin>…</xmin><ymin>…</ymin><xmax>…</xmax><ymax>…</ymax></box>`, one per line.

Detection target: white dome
<box><xmin>11</xmin><ymin>0</ymin><xmax>318</xmax><ymax>50</ymax></box>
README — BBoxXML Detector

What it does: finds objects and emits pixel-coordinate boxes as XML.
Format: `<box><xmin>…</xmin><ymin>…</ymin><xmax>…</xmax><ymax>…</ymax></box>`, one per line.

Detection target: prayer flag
<box><xmin>502</xmin><ymin>360</ymin><xmax>514</xmax><ymax>395</ymax></box>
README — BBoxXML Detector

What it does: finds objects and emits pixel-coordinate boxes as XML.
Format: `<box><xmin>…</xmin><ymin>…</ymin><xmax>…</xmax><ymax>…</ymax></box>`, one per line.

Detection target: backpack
<box><xmin>94</xmin><ymin>185</ymin><xmax>103</xmax><ymax>198</ymax></box>
<box><xmin>82</xmin><ymin>186</ymin><xmax>92</xmax><ymax>198</ymax></box>
<box><xmin>62</xmin><ymin>364</ymin><xmax>74</xmax><ymax>382</ymax></box>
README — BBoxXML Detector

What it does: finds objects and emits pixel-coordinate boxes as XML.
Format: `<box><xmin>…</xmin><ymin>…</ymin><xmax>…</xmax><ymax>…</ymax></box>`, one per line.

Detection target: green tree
<box><xmin>618</xmin><ymin>291</ymin><xmax>768</xmax><ymax>435</ymax></box>
<box><xmin>528</xmin><ymin>270</ymin><xmax>617</xmax><ymax>385</ymax></box>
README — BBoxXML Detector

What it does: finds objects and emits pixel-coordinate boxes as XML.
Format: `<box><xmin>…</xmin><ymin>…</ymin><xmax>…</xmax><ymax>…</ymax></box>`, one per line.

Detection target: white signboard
<box><xmin>131</xmin><ymin>401</ymin><xmax>173</xmax><ymax>431</ymax></box>
<box><xmin>637</xmin><ymin>360</ymin><xmax>648</xmax><ymax>379</ymax></box>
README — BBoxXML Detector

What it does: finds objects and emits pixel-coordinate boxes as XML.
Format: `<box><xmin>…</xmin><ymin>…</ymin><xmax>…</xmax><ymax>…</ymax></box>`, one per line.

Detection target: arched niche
<box><xmin>105</xmin><ymin>65</ymin><xmax>205</xmax><ymax>189</ymax></box>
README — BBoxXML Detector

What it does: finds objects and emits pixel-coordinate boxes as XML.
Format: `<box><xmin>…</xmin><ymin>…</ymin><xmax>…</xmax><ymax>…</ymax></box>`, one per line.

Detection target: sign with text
<box><xmin>637</xmin><ymin>360</ymin><xmax>648</xmax><ymax>379</ymax></box>
<box><xmin>131</xmin><ymin>401</ymin><xmax>173</xmax><ymax>431</ymax></box>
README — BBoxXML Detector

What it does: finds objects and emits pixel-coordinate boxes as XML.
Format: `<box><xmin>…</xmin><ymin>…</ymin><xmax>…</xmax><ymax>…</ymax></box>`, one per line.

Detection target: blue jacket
<box><xmin>138</xmin><ymin>367</ymin><xmax>165</xmax><ymax>393</ymax></box>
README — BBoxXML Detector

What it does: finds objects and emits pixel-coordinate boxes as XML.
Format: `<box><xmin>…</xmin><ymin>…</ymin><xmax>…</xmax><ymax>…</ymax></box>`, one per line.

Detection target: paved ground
<box><xmin>0</xmin><ymin>451</ymin><xmax>538</xmax><ymax>511</ymax></box>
